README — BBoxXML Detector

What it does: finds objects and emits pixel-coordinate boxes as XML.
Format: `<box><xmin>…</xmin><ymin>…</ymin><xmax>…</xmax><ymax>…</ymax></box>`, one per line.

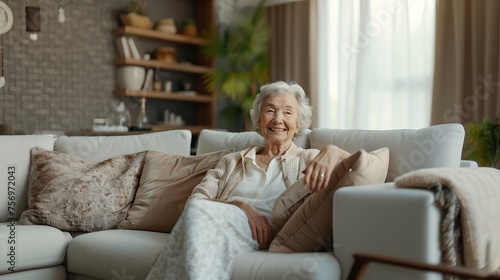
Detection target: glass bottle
<box><xmin>137</xmin><ymin>97</ymin><xmax>149</xmax><ymax>129</ymax></box>
<box><xmin>114</xmin><ymin>101</ymin><xmax>131</xmax><ymax>128</ymax></box>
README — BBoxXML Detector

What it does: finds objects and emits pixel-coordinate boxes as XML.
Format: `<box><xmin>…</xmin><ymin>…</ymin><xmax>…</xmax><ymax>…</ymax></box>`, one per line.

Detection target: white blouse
<box><xmin>226</xmin><ymin>147</ymin><xmax>286</xmax><ymax>221</ymax></box>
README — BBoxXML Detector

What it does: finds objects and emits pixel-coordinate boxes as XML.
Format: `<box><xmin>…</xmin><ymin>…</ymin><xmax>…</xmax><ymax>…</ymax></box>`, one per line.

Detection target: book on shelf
<box><xmin>142</xmin><ymin>68</ymin><xmax>154</xmax><ymax>91</ymax></box>
<box><xmin>115</xmin><ymin>36</ymin><xmax>144</xmax><ymax>59</ymax></box>
<box><xmin>127</xmin><ymin>37</ymin><xmax>142</xmax><ymax>60</ymax></box>
<box><xmin>117</xmin><ymin>36</ymin><xmax>131</xmax><ymax>58</ymax></box>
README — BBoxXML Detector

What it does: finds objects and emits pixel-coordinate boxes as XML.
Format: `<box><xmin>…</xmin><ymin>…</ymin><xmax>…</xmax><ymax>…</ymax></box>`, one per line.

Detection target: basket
<box><xmin>120</xmin><ymin>13</ymin><xmax>153</xmax><ymax>29</ymax></box>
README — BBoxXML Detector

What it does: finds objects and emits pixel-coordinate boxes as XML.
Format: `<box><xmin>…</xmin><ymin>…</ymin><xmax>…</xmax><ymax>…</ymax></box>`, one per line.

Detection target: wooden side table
<box><xmin>348</xmin><ymin>253</ymin><xmax>500</xmax><ymax>280</ymax></box>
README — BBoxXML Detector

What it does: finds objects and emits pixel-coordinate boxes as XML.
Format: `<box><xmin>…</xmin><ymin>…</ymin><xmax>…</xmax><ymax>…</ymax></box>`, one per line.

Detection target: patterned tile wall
<box><xmin>0</xmin><ymin>0</ymin><xmax>212</xmax><ymax>134</ymax></box>
<box><xmin>0</xmin><ymin>0</ymin><xmax>130</xmax><ymax>134</ymax></box>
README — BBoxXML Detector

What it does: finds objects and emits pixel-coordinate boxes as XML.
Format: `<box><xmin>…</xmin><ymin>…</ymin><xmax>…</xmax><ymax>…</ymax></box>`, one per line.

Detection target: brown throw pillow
<box><xmin>118</xmin><ymin>148</ymin><xmax>234</xmax><ymax>233</ymax></box>
<box><xmin>271</xmin><ymin>145</ymin><xmax>351</xmax><ymax>229</ymax></box>
<box><xmin>18</xmin><ymin>147</ymin><xmax>146</xmax><ymax>232</ymax></box>
<box><xmin>269</xmin><ymin>147</ymin><xmax>390</xmax><ymax>253</ymax></box>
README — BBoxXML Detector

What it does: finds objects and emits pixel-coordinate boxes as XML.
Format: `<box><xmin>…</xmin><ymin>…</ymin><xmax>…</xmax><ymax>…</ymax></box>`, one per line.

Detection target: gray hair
<box><xmin>250</xmin><ymin>81</ymin><xmax>312</xmax><ymax>136</ymax></box>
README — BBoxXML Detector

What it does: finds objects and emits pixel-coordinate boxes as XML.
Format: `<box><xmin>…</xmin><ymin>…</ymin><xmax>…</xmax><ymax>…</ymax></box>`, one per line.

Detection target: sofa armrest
<box><xmin>333</xmin><ymin>183</ymin><xmax>442</xmax><ymax>280</ymax></box>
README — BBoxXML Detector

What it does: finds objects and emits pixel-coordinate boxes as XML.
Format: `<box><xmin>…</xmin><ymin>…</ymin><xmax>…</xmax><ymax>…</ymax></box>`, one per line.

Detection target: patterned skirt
<box><xmin>146</xmin><ymin>198</ymin><xmax>259</xmax><ymax>280</ymax></box>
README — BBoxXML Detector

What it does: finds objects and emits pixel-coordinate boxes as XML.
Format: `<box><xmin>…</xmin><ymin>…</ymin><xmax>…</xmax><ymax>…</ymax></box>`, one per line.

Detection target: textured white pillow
<box><xmin>196</xmin><ymin>129</ymin><xmax>311</xmax><ymax>155</ymax></box>
<box><xmin>310</xmin><ymin>124</ymin><xmax>465</xmax><ymax>181</ymax></box>
<box><xmin>0</xmin><ymin>135</ymin><xmax>56</xmax><ymax>222</ymax></box>
<box><xmin>55</xmin><ymin>130</ymin><xmax>192</xmax><ymax>162</ymax></box>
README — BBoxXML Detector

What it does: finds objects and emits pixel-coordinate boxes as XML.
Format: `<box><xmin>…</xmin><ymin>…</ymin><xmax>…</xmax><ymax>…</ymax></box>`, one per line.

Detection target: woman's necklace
<box><xmin>258</xmin><ymin>144</ymin><xmax>291</xmax><ymax>165</ymax></box>
<box><xmin>259</xmin><ymin>154</ymin><xmax>276</xmax><ymax>165</ymax></box>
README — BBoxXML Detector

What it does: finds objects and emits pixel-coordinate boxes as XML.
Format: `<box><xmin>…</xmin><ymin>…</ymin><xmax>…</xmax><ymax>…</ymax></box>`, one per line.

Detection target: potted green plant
<box><xmin>202</xmin><ymin>0</ymin><xmax>269</xmax><ymax>131</ymax></box>
<box><xmin>120</xmin><ymin>0</ymin><xmax>153</xmax><ymax>29</ymax></box>
<box><xmin>181</xmin><ymin>18</ymin><xmax>198</xmax><ymax>37</ymax></box>
<box><xmin>463</xmin><ymin>117</ymin><xmax>500</xmax><ymax>168</ymax></box>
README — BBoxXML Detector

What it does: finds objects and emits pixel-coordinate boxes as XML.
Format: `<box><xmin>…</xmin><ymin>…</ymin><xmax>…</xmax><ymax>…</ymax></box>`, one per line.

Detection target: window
<box><xmin>316</xmin><ymin>0</ymin><xmax>436</xmax><ymax>129</ymax></box>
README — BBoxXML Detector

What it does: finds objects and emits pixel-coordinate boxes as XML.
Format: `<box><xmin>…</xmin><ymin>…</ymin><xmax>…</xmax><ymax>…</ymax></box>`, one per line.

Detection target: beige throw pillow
<box><xmin>269</xmin><ymin>147</ymin><xmax>389</xmax><ymax>253</ymax></box>
<box><xmin>19</xmin><ymin>147</ymin><xmax>146</xmax><ymax>232</ymax></box>
<box><xmin>118</xmin><ymin>148</ymin><xmax>234</xmax><ymax>233</ymax></box>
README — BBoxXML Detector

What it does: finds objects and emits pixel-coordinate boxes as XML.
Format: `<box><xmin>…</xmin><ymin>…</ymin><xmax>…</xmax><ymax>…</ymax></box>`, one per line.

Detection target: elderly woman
<box><xmin>146</xmin><ymin>81</ymin><xmax>348</xmax><ymax>280</ymax></box>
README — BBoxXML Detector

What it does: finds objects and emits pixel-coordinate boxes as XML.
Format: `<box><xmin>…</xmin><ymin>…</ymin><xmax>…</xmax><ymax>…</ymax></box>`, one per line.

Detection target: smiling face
<box><xmin>259</xmin><ymin>93</ymin><xmax>300</xmax><ymax>146</ymax></box>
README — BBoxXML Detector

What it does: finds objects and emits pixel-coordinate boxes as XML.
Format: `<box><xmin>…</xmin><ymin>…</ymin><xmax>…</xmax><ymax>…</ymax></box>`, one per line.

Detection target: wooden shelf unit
<box><xmin>113</xmin><ymin>0</ymin><xmax>216</xmax><ymax>136</ymax></box>
<box><xmin>114</xmin><ymin>26</ymin><xmax>209</xmax><ymax>45</ymax></box>
<box><xmin>114</xmin><ymin>58</ymin><xmax>212</xmax><ymax>74</ymax></box>
<box><xmin>114</xmin><ymin>89</ymin><xmax>213</xmax><ymax>103</ymax></box>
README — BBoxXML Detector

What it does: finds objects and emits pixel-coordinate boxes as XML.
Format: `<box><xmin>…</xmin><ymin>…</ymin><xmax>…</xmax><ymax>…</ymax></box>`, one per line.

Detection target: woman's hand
<box><xmin>231</xmin><ymin>200</ymin><xmax>272</xmax><ymax>249</ymax></box>
<box><xmin>302</xmin><ymin>145</ymin><xmax>350</xmax><ymax>193</ymax></box>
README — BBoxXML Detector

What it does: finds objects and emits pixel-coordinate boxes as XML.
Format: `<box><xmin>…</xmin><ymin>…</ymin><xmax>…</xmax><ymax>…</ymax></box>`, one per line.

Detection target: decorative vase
<box><xmin>116</xmin><ymin>66</ymin><xmax>146</xmax><ymax>90</ymax></box>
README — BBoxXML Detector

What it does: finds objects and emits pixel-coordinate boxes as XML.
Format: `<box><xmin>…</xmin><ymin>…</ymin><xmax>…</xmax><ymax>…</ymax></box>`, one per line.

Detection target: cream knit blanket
<box><xmin>395</xmin><ymin>167</ymin><xmax>500</xmax><ymax>275</ymax></box>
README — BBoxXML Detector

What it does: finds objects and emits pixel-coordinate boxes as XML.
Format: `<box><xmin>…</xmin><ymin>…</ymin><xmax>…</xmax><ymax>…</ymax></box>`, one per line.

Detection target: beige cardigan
<box><xmin>190</xmin><ymin>143</ymin><xmax>319</xmax><ymax>202</ymax></box>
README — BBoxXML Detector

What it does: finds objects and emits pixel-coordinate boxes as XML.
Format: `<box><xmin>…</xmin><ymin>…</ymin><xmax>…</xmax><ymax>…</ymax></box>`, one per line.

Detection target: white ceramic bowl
<box><xmin>116</xmin><ymin>66</ymin><xmax>146</xmax><ymax>90</ymax></box>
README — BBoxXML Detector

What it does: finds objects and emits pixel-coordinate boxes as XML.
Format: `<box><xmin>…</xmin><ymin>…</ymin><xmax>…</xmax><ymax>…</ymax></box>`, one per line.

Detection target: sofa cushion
<box><xmin>18</xmin><ymin>147</ymin><xmax>146</xmax><ymax>232</ymax></box>
<box><xmin>119</xmin><ymin>148</ymin><xmax>234</xmax><ymax>233</ymax></box>
<box><xmin>55</xmin><ymin>130</ymin><xmax>192</xmax><ymax>162</ymax></box>
<box><xmin>0</xmin><ymin>266</ymin><xmax>66</xmax><ymax>280</ymax></box>
<box><xmin>67</xmin><ymin>229</ymin><xmax>168</xmax><ymax>280</ymax></box>
<box><xmin>0</xmin><ymin>223</ymin><xmax>70</xmax><ymax>274</ymax></box>
<box><xmin>232</xmin><ymin>251</ymin><xmax>340</xmax><ymax>280</ymax></box>
<box><xmin>269</xmin><ymin>148</ymin><xmax>390</xmax><ymax>253</ymax></box>
<box><xmin>196</xmin><ymin>129</ymin><xmax>311</xmax><ymax>155</ymax></box>
<box><xmin>310</xmin><ymin>123</ymin><xmax>465</xmax><ymax>181</ymax></box>
<box><xmin>0</xmin><ymin>135</ymin><xmax>56</xmax><ymax>222</ymax></box>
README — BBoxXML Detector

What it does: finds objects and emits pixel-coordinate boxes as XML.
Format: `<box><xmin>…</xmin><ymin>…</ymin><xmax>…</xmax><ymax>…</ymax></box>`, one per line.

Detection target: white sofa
<box><xmin>0</xmin><ymin>123</ymin><xmax>470</xmax><ymax>280</ymax></box>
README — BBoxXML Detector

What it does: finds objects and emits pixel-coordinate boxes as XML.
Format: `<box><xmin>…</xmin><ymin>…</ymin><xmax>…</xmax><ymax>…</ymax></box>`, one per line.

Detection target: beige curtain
<box><xmin>309</xmin><ymin>0</ymin><xmax>317</xmax><ymax>129</ymax></box>
<box><xmin>266</xmin><ymin>0</ymin><xmax>318</xmax><ymax>127</ymax></box>
<box><xmin>431</xmin><ymin>0</ymin><xmax>500</xmax><ymax>125</ymax></box>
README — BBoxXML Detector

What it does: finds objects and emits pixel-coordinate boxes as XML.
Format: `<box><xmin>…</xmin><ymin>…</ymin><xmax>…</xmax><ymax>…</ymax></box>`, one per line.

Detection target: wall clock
<box><xmin>0</xmin><ymin>1</ymin><xmax>13</xmax><ymax>35</ymax></box>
